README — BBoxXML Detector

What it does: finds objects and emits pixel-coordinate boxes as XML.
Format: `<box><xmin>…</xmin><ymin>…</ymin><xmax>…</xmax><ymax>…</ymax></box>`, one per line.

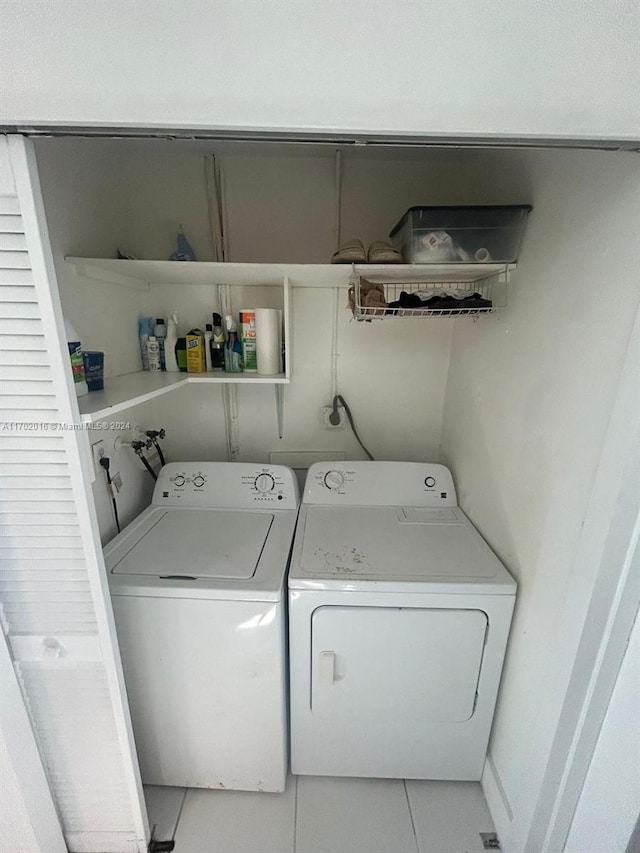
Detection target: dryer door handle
<box><xmin>318</xmin><ymin>650</ymin><xmax>336</xmax><ymax>686</ymax></box>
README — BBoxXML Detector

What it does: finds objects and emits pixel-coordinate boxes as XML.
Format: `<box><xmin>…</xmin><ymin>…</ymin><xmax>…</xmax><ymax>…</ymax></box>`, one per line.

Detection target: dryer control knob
<box><xmin>324</xmin><ymin>470</ymin><xmax>344</xmax><ymax>490</ymax></box>
<box><xmin>425</xmin><ymin>476</ymin><xmax>436</xmax><ymax>488</ymax></box>
<box><xmin>255</xmin><ymin>473</ymin><xmax>275</xmax><ymax>493</ymax></box>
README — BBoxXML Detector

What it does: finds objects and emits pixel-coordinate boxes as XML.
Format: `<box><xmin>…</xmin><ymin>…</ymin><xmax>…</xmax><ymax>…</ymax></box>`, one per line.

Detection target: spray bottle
<box><xmin>169</xmin><ymin>225</ymin><xmax>197</xmax><ymax>262</ymax></box>
<box><xmin>211</xmin><ymin>312</ymin><xmax>225</xmax><ymax>371</ymax></box>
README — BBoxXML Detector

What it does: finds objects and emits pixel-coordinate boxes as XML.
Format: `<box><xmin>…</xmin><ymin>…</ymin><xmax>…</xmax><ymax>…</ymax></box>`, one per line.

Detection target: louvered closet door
<box><xmin>0</xmin><ymin>136</ymin><xmax>149</xmax><ymax>853</ymax></box>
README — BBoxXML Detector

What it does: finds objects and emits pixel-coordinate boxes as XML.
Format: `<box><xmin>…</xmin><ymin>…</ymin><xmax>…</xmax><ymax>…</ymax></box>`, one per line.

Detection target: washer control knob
<box><xmin>174</xmin><ymin>475</ymin><xmax>185</xmax><ymax>487</ymax></box>
<box><xmin>193</xmin><ymin>476</ymin><xmax>205</xmax><ymax>488</ymax></box>
<box><xmin>255</xmin><ymin>473</ymin><xmax>275</xmax><ymax>493</ymax></box>
<box><xmin>324</xmin><ymin>470</ymin><xmax>344</xmax><ymax>490</ymax></box>
<box><xmin>425</xmin><ymin>476</ymin><xmax>436</xmax><ymax>488</ymax></box>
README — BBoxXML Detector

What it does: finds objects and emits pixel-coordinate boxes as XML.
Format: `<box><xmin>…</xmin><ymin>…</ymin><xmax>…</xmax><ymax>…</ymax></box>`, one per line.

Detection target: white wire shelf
<box><xmin>351</xmin><ymin>265</ymin><xmax>509</xmax><ymax>320</ymax></box>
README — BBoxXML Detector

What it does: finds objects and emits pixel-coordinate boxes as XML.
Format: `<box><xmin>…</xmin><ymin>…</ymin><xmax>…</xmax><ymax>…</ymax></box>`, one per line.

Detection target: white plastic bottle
<box><xmin>146</xmin><ymin>336</ymin><xmax>161</xmax><ymax>371</ymax></box>
<box><xmin>164</xmin><ymin>313</ymin><xmax>180</xmax><ymax>373</ymax></box>
<box><xmin>64</xmin><ymin>318</ymin><xmax>89</xmax><ymax>397</ymax></box>
<box><xmin>138</xmin><ymin>317</ymin><xmax>153</xmax><ymax>370</ymax></box>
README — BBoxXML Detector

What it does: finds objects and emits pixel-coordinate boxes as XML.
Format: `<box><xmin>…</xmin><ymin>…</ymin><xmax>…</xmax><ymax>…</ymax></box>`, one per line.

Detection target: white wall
<box><xmin>564</xmin><ymin>608</ymin><xmax>640</xmax><ymax>853</ymax></box>
<box><xmin>1</xmin><ymin>0</ymin><xmax>639</xmax><ymax>140</ymax></box>
<box><xmin>35</xmin><ymin>138</ymin><xmax>468</xmax><ymax>541</ymax></box>
<box><xmin>33</xmin><ymin>138</ymin><xmax>143</xmax><ymax>378</ymax></box>
<box><xmin>85</xmin><ymin>404</ymin><xmax>160</xmax><ymax>545</ymax></box>
<box><xmin>33</xmin><ymin>140</ymin><xmax>164</xmax><ymax>543</ymax></box>
<box><xmin>440</xmin><ymin>148</ymin><xmax>640</xmax><ymax>846</ymax></box>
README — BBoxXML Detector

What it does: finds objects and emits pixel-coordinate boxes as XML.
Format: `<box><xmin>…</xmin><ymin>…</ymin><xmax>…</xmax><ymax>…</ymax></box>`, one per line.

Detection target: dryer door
<box><xmin>311</xmin><ymin>606</ymin><xmax>487</xmax><ymax>724</ymax></box>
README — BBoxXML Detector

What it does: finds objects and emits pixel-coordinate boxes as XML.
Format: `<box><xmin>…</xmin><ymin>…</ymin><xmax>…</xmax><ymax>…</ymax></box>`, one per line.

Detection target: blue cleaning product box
<box><xmin>82</xmin><ymin>351</ymin><xmax>104</xmax><ymax>392</ymax></box>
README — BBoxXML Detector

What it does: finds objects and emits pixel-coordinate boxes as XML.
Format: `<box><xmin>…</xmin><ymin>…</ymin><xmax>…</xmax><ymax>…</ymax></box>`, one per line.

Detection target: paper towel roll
<box><xmin>255</xmin><ymin>308</ymin><xmax>282</xmax><ymax>375</ymax></box>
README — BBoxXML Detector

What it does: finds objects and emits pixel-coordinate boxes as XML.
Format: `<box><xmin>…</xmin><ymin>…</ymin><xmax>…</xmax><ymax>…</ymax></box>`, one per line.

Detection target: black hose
<box><xmin>154</xmin><ymin>440</ymin><xmax>166</xmax><ymax>467</ymax></box>
<box><xmin>333</xmin><ymin>394</ymin><xmax>374</xmax><ymax>461</ymax></box>
<box><xmin>144</xmin><ymin>430</ymin><xmax>166</xmax><ymax>467</ymax></box>
<box><xmin>131</xmin><ymin>440</ymin><xmax>159</xmax><ymax>481</ymax></box>
<box><xmin>139</xmin><ymin>453</ymin><xmax>158</xmax><ymax>481</ymax></box>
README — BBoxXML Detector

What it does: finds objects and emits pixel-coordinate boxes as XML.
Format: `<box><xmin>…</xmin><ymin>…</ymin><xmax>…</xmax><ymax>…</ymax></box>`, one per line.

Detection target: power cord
<box><xmin>99</xmin><ymin>455</ymin><xmax>121</xmax><ymax>533</ymax></box>
<box><xmin>149</xmin><ymin>840</ymin><xmax>175</xmax><ymax>852</ymax></box>
<box><xmin>331</xmin><ymin>394</ymin><xmax>374</xmax><ymax>461</ymax></box>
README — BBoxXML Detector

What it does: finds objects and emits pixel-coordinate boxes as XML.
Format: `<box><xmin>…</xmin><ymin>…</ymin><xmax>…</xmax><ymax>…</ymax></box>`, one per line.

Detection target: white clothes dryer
<box><xmin>104</xmin><ymin>462</ymin><xmax>299</xmax><ymax>792</ymax></box>
<box><xmin>288</xmin><ymin>461</ymin><xmax>516</xmax><ymax>781</ymax></box>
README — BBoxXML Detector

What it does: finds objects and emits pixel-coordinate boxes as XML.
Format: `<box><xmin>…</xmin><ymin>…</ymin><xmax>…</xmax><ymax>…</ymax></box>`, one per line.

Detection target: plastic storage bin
<box><xmin>389</xmin><ymin>205</ymin><xmax>532</xmax><ymax>264</ymax></box>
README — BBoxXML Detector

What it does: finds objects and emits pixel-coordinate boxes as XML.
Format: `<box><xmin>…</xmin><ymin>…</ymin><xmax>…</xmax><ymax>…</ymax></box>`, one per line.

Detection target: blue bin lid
<box><xmin>389</xmin><ymin>204</ymin><xmax>532</xmax><ymax>239</ymax></box>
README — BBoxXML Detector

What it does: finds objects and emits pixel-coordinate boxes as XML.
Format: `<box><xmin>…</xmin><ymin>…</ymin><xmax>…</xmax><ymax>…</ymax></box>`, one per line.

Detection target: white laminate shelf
<box><xmin>77</xmin><ymin>371</ymin><xmax>288</xmax><ymax>423</ymax></box>
<box><xmin>65</xmin><ymin>257</ymin><xmax>514</xmax><ymax>289</ymax></box>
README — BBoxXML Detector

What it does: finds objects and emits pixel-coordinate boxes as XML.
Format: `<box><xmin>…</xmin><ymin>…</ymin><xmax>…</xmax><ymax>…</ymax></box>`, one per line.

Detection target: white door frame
<box><xmin>510</xmin><ymin>305</ymin><xmax>640</xmax><ymax>852</ymax></box>
<box><xmin>539</xmin><ymin>490</ymin><xmax>640</xmax><ymax>851</ymax></box>
<box><xmin>0</xmin><ymin>624</ymin><xmax>67</xmax><ymax>853</ymax></box>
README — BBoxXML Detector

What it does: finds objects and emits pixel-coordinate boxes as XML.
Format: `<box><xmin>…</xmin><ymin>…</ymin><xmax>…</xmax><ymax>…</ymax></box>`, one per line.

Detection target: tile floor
<box><xmin>145</xmin><ymin>776</ymin><xmax>496</xmax><ymax>853</ymax></box>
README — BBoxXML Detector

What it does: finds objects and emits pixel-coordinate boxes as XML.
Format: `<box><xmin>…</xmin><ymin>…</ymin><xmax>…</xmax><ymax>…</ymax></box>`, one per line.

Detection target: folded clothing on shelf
<box><xmin>348</xmin><ymin>278</ymin><xmax>387</xmax><ymax>316</ymax></box>
<box><xmin>387</xmin><ymin>290</ymin><xmax>492</xmax><ymax>313</ymax></box>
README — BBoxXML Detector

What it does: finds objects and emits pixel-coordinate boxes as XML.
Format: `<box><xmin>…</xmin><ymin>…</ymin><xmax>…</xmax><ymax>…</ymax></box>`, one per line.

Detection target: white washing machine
<box><xmin>288</xmin><ymin>461</ymin><xmax>516</xmax><ymax>781</ymax></box>
<box><xmin>104</xmin><ymin>462</ymin><xmax>299</xmax><ymax>792</ymax></box>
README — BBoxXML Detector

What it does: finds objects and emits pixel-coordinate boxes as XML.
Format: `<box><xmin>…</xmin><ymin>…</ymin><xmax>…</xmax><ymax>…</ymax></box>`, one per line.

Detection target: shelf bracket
<box><xmin>275</xmin><ymin>384</ymin><xmax>285</xmax><ymax>439</ymax></box>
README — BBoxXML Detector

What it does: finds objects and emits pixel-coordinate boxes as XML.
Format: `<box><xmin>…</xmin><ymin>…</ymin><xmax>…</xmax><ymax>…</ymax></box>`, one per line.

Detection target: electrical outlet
<box><xmin>91</xmin><ymin>440</ymin><xmax>105</xmax><ymax>475</ymax></box>
<box><xmin>323</xmin><ymin>405</ymin><xmax>346</xmax><ymax>429</ymax></box>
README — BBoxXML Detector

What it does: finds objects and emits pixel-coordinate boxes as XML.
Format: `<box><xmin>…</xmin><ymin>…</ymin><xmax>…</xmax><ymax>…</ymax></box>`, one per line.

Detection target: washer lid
<box><xmin>111</xmin><ymin>510</ymin><xmax>273</xmax><ymax>579</ymax></box>
<box><xmin>295</xmin><ymin>505</ymin><xmax>511</xmax><ymax>587</ymax></box>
